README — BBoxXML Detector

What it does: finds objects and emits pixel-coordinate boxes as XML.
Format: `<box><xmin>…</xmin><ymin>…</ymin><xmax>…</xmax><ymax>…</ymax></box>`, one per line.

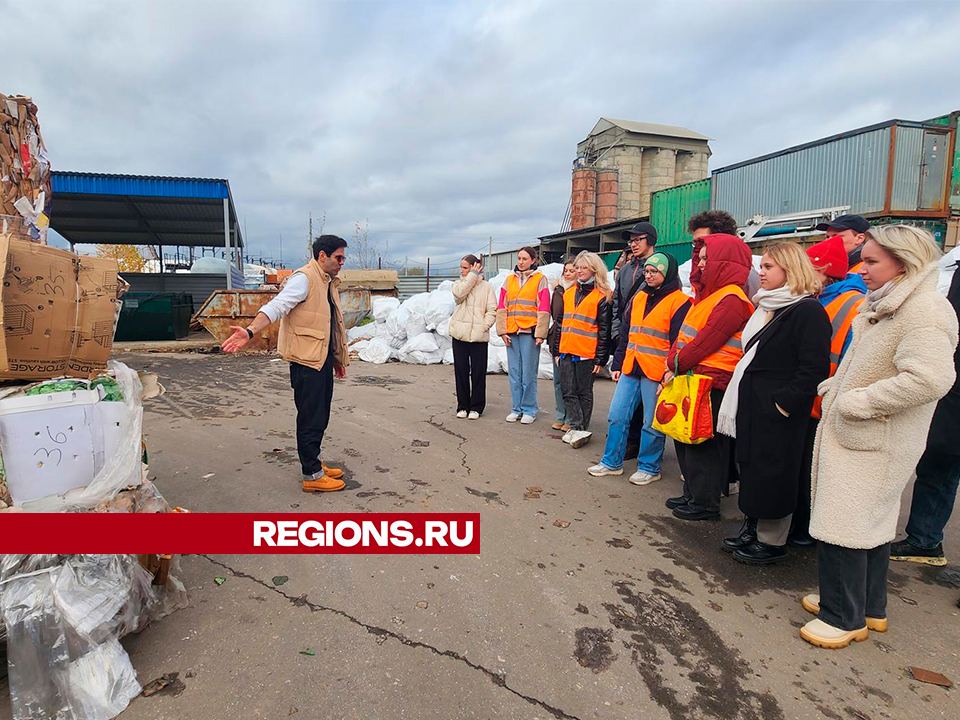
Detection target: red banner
<box><xmin>0</xmin><ymin>513</ymin><xmax>480</xmax><ymax>554</ymax></box>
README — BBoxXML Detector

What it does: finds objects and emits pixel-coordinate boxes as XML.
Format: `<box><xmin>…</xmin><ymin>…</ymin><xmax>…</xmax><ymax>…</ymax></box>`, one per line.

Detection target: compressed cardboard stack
<box><xmin>0</xmin><ymin>93</ymin><xmax>51</xmax><ymax>243</ymax></box>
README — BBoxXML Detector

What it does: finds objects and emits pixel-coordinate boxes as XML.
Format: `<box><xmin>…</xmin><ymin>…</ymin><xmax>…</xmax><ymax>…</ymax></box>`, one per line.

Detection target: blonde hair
<box><xmin>575</xmin><ymin>251</ymin><xmax>612</xmax><ymax>300</ymax></box>
<box><xmin>869</xmin><ymin>224</ymin><xmax>942</xmax><ymax>278</ymax></box>
<box><xmin>763</xmin><ymin>242</ymin><xmax>822</xmax><ymax>295</ymax></box>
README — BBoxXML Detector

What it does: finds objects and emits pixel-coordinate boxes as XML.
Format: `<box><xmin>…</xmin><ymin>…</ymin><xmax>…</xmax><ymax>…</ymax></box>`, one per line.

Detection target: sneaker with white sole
<box><xmin>588</xmin><ymin>463</ymin><xmax>623</xmax><ymax>477</ymax></box>
<box><xmin>569</xmin><ymin>430</ymin><xmax>592</xmax><ymax>448</ymax></box>
<box><xmin>562</xmin><ymin>430</ymin><xmax>574</xmax><ymax>444</ymax></box>
<box><xmin>468</xmin><ymin>411</ymin><xmax>480</xmax><ymax>419</ymax></box>
<box><xmin>629</xmin><ymin>471</ymin><xmax>661</xmax><ymax>486</ymax></box>
<box><xmin>456</xmin><ymin>410</ymin><xmax>468</xmax><ymax>419</ymax></box>
<box><xmin>520</xmin><ymin>415</ymin><xmax>536</xmax><ymax>424</ymax></box>
<box><xmin>506</xmin><ymin>412</ymin><xmax>520</xmax><ymax>423</ymax></box>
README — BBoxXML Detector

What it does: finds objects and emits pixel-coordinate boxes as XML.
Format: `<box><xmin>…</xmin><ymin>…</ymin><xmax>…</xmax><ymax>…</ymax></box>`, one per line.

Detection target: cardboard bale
<box><xmin>0</xmin><ymin>234</ymin><xmax>121</xmax><ymax>380</ymax></box>
<box><xmin>0</xmin><ymin>93</ymin><xmax>51</xmax><ymax>243</ymax></box>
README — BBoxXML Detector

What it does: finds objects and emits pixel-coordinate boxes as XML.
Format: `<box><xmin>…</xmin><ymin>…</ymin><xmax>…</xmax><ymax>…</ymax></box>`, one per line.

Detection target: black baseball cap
<box><xmin>815</xmin><ymin>214</ymin><xmax>870</xmax><ymax>234</ymax></box>
<box><xmin>621</xmin><ymin>221</ymin><xmax>658</xmax><ymax>245</ymax></box>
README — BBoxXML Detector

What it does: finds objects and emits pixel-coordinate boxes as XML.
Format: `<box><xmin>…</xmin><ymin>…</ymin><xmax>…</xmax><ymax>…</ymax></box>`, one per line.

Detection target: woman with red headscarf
<box><xmin>663</xmin><ymin>234</ymin><xmax>754</xmax><ymax>521</ymax></box>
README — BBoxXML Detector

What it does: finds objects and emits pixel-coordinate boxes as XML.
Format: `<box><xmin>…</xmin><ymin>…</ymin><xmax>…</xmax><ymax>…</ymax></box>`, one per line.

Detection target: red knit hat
<box><xmin>806</xmin><ymin>235</ymin><xmax>849</xmax><ymax>279</ymax></box>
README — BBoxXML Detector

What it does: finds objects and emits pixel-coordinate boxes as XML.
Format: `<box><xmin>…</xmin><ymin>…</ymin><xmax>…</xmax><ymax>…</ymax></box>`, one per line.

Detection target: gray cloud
<box><xmin>7</xmin><ymin>0</ymin><xmax>960</xmax><ymax>272</ymax></box>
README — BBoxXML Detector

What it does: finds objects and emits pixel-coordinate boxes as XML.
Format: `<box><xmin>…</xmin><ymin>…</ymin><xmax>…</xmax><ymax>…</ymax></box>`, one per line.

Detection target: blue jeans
<box><xmin>506</xmin><ymin>332</ymin><xmax>540</xmax><ymax>417</ymax></box>
<box><xmin>552</xmin><ymin>364</ymin><xmax>567</xmax><ymax>423</ymax></box>
<box><xmin>904</xmin><ymin>447</ymin><xmax>960</xmax><ymax>549</ymax></box>
<box><xmin>600</xmin><ymin>374</ymin><xmax>665</xmax><ymax>473</ymax></box>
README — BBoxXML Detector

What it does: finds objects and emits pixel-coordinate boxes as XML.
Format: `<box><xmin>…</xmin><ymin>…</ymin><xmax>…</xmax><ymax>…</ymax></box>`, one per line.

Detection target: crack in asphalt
<box><xmin>425</xmin><ymin>413</ymin><xmax>472</xmax><ymax>476</ymax></box>
<box><xmin>196</xmin><ymin>555</ymin><xmax>581</xmax><ymax>720</ymax></box>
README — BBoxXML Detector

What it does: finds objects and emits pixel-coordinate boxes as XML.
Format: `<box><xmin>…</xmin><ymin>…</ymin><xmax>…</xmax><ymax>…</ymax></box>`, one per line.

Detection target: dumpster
<box><xmin>115</xmin><ymin>293</ymin><xmax>193</xmax><ymax>341</ymax></box>
<box><xmin>194</xmin><ymin>287</ymin><xmax>371</xmax><ymax>350</ymax></box>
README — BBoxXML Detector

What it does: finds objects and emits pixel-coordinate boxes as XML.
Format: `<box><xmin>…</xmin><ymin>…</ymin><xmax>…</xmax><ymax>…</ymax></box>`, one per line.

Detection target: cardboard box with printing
<box><xmin>0</xmin><ymin>232</ymin><xmax>122</xmax><ymax>380</ymax></box>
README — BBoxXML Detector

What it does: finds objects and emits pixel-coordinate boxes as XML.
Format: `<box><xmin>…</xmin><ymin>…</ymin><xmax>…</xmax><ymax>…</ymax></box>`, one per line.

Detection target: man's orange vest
<box><xmin>622</xmin><ymin>289</ymin><xmax>689</xmax><ymax>380</ymax></box>
<box><xmin>504</xmin><ymin>272</ymin><xmax>543</xmax><ymax>333</ymax></box>
<box><xmin>849</xmin><ymin>261</ymin><xmax>864</xmax><ymax>275</ymax></box>
<box><xmin>559</xmin><ymin>286</ymin><xmax>603</xmax><ymax>359</ymax></box>
<box><xmin>673</xmin><ymin>285</ymin><xmax>753</xmax><ymax>373</ymax></box>
<box><xmin>811</xmin><ymin>289</ymin><xmax>865</xmax><ymax>419</ymax></box>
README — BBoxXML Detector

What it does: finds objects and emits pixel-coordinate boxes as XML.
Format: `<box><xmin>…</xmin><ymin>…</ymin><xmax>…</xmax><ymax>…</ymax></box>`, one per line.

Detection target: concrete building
<box><xmin>569</xmin><ymin>118</ymin><xmax>711</xmax><ymax>229</ymax></box>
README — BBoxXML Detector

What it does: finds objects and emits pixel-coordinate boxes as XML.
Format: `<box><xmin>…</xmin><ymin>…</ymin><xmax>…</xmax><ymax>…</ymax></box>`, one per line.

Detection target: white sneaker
<box><xmin>506</xmin><ymin>412</ymin><xmax>520</xmax><ymax>423</ymax></box>
<box><xmin>562</xmin><ymin>430</ymin><xmax>574</xmax><ymax>444</ymax></box>
<box><xmin>520</xmin><ymin>415</ymin><xmax>536</xmax><ymax>425</ymax></box>
<box><xmin>468</xmin><ymin>411</ymin><xmax>480</xmax><ymax>419</ymax></box>
<box><xmin>570</xmin><ymin>430</ymin><xmax>592</xmax><ymax>449</ymax></box>
<box><xmin>629</xmin><ymin>471</ymin><xmax>661</xmax><ymax>486</ymax></box>
<box><xmin>456</xmin><ymin>410</ymin><xmax>468</xmax><ymax>419</ymax></box>
<box><xmin>588</xmin><ymin>463</ymin><xmax>623</xmax><ymax>477</ymax></box>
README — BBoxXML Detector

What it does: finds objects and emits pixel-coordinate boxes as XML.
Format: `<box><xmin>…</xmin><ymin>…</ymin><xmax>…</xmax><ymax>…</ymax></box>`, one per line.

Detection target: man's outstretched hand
<box><xmin>222</xmin><ymin>326</ymin><xmax>251</xmax><ymax>353</ymax></box>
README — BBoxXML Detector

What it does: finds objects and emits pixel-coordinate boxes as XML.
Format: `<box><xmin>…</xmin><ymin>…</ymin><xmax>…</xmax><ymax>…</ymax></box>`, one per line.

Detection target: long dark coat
<box><xmin>737</xmin><ymin>298</ymin><xmax>831</xmax><ymax>519</ymax></box>
<box><xmin>926</xmin><ymin>266</ymin><xmax>960</xmax><ymax>454</ymax></box>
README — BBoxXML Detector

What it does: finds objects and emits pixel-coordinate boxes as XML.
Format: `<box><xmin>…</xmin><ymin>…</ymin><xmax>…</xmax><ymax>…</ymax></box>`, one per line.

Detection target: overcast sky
<box><xmin>7</xmin><ymin>0</ymin><xmax>960</xmax><ymax>271</ymax></box>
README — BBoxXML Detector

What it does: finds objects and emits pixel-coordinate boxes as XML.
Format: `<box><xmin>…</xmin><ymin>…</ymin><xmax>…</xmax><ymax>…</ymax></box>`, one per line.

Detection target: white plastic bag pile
<box><xmin>355</xmin><ymin>265</ymin><xmax>571</xmax><ymax>378</ymax></box>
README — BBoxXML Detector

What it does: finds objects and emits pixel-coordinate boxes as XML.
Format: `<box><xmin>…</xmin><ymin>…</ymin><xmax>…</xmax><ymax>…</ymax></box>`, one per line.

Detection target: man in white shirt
<box><xmin>222</xmin><ymin>235</ymin><xmax>350</xmax><ymax>493</ymax></box>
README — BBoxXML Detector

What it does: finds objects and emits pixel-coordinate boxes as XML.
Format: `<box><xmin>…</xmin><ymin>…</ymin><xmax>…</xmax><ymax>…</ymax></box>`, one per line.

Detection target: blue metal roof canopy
<box><xmin>49</xmin><ymin>171</ymin><xmax>243</xmax><ymax>250</ymax></box>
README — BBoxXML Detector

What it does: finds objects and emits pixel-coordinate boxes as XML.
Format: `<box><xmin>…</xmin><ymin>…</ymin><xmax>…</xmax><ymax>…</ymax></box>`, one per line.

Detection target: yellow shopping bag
<box><xmin>652</xmin><ymin>371</ymin><xmax>715</xmax><ymax>445</ymax></box>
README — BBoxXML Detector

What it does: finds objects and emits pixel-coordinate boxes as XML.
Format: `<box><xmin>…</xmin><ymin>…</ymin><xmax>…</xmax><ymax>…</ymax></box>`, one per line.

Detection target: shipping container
<box><xmin>712</xmin><ymin>120</ymin><xmax>955</xmax><ymax>225</ymax></box>
<box><xmin>650</xmin><ymin>179</ymin><xmax>711</xmax><ymax>245</ymax></box>
<box><xmin>927</xmin><ymin>111</ymin><xmax>960</xmax><ymax>214</ymax></box>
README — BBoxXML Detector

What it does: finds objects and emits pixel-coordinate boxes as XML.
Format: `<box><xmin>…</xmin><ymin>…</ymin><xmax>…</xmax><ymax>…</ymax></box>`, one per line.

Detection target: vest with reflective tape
<box><xmin>505</xmin><ymin>272</ymin><xmax>544</xmax><ymax>333</ymax></box>
<box><xmin>622</xmin><ymin>289</ymin><xmax>689</xmax><ymax>380</ymax></box>
<box><xmin>674</xmin><ymin>285</ymin><xmax>752</xmax><ymax>373</ymax></box>
<box><xmin>559</xmin><ymin>286</ymin><xmax>603</xmax><ymax>358</ymax></box>
<box><xmin>811</xmin><ymin>289</ymin><xmax>865</xmax><ymax>419</ymax></box>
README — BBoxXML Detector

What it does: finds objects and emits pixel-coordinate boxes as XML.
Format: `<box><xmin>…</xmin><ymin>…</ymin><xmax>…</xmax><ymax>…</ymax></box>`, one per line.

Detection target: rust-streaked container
<box><xmin>571</xmin><ymin>168</ymin><xmax>597</xmax><ymax>230</ymax></box>
<box><xmin>596</xmin><ymin>169</ymin><xmax>620</xmax><ymax>224</ymax></box>
<box><xmin>195</xmin><ymin>288</ymin><xmax>371</xmax><ymax>350</ymax></box>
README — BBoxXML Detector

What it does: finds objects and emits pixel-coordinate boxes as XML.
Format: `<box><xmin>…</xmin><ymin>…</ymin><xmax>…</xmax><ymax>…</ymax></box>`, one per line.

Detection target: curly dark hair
<box><xmin>688</xmin><ymin>210</ymin><xmax>738</xmax><ymax>236</ymax></box>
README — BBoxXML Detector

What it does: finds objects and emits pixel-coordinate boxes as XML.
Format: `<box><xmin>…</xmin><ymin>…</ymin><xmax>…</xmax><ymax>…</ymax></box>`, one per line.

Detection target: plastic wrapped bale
<box><xmin>487</xmin><ymin>344</ymin><xmax>508</xmax><ymax>374</ymax></box>
<box><xmin>424</xmin><ymin>286</ymin><xmax>456</xmax><ymax>330</ymax></box>
<box><xmin>537</xmin><ymin>342</ymin><xmax>555</xmax><ymax>380</ymax></box>
<box><xmin>359</xmin><ymin>338</ymin><xmax>396</xmax><ymax>364</ymax></box>
<box><xmin>442</xmin><ymin>348</ymin><xmax>455</xmax><ymax>365</ymax></box>
<box><xmin>436</xmin><ymin>317</ymin><xmax>451</xmax><ymax>338</ymax></box>
<box><xmin>434</xmin><ymin>333</ymin><xmax>452</xmax><ymax>354</ymax></box>
<box><xmin>384</xmin><ymin>305</ymin><xmax>410</xmax><ymax>342</ymax></box>
<box><xmin>398</xmin><ymin>332</ymin><xmax>443</xmax><ymax>365</ymax></box>
<box><xmin>372</xmin><ymin>296</ymin><xmax>400</xmax><ymax>323</ymax></box>
<box><xmin>346</xmin><ymin>323</ymin><xmax>378</xmax><ymax>342</ymax></box>
<box><xmin>938</xmin><ymin>245</ymin><xmax>960</xmax><ymax>295</ymax></box>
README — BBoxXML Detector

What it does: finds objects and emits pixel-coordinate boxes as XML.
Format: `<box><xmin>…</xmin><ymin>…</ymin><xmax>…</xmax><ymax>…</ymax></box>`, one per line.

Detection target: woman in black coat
<box><xmin>715</xmin><ymin>242</ymin><xmax>831</xmax><ymax>565</ymax></box>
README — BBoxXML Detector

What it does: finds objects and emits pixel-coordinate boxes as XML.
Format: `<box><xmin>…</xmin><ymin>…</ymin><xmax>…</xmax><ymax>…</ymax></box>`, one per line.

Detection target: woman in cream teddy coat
<box><xmin>801</xmin><ymin>225</ymin><xmax>958</xmax><ymax>649</ymax></box>
<box><xmin>448</xmin><ymin>254</ymin><xmax>497</xmax><ymax>418</ymax></box>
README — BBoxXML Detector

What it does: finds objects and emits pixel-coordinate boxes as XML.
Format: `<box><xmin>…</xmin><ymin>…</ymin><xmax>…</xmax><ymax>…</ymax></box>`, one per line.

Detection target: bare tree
<box><xmin>347</xmin><ymin>219</ymin><xmax>382</xmax><ymax>269</ymax></box>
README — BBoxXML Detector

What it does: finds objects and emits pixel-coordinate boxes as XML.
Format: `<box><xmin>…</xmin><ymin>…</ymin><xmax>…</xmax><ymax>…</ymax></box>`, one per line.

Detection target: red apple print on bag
<box><xmin>681</xmin><ymin>396</ymin><xmax>690</xmax><ymax>420</ymax></box>
<box><xmin>656</xmin><ymin>402</ymin><xmax>678</xmax><ymax>425</ymax></box>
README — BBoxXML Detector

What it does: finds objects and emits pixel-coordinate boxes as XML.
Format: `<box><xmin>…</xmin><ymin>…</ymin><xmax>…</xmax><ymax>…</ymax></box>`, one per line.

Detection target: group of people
<box><xmin>452</xmin><ymin>210</ymin><xmax>960</xmax><ymax>650</ymax></box>
<box><xmin>222</xmin><ymin>214</ymin><xmax>960</xmax><ymax>653</ymax></box>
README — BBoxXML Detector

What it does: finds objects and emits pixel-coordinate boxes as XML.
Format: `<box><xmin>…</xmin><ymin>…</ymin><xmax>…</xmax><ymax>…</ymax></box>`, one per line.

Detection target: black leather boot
<box><xmin>733</xmin><ymin>540</ymin><xmax>788</xmax><ymax>565</ymax></box>
<box><xmin>721</xmin><ymin>517</ymin><xmax>758</xmax><ymax>553</ymax></box>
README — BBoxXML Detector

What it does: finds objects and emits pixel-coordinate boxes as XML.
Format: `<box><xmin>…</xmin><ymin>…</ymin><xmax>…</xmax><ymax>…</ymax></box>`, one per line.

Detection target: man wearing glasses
<box><xmin>222</xmin><ymin>235</ymin><xmax>350</xmax><ymax>493</ymax></box>
<box><xmin>612</xmin><ymin>222</ymin><xmax>658</xmax><ymax>459</ymax></box>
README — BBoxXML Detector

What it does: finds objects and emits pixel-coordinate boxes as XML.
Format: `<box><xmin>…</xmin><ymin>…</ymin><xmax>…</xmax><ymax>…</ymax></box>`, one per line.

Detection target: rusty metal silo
<box><xmin>595</xmin><ymin>171</ymin><xmax>619</xmax><ymax>224</ymax></box>
<box><xmin>570</xmin><ymin>168</ymin><xmax>597</xmax><ymax>230</ymax></box>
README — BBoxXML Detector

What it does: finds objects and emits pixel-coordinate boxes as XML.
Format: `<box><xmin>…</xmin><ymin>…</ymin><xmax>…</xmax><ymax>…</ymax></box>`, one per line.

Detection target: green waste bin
<box><xmin>115</xmin><ymin>292</ymin><xmax>194</xmax><ymax>341</ymax></box>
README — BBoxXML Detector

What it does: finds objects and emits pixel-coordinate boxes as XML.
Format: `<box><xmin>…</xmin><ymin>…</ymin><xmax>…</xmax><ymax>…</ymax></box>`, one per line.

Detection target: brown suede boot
<box><xmin>302</xmin><ymin>476</ymin><xmax>346</xmax><ymax>492</ymax></box>
<box><xmin>322</xmin><ymin>464</ymin><xmax>344</xmax><ymax>479</ymax></box>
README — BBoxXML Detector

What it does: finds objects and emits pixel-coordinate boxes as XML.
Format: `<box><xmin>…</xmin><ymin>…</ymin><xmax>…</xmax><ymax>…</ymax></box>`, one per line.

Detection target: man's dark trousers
<box><xmin>290</xmin><ymin>357</ymin><xmax>334</xmax><ymax>477</ymax></box>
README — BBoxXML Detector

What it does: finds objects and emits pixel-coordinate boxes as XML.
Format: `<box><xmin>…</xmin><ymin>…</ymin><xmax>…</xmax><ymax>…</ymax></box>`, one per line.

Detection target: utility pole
<box><xmin>308</xmin><ymin>213</ymin><xmax>313</xmax><ymax>261</ymax></box>
<box><xmin>404</xmin><ymin>255</ymin><xmax>408</xmax><ymax>276</ymax></box>
<box><xmin>426</xmin><ymin>257</ymin><xmax>431</xmax><ymax>291</ymax></box>
<box><xmin>279</xmin><ymin>232</ymin><xmax>283</xmax><ymax>268</ymax></box>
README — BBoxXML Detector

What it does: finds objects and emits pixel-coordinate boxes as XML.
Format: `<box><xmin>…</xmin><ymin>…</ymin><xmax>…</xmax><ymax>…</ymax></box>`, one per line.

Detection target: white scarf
<box><xmin>864</xmin><ymin>278</ymin><xmax>900</xmax><ymax>312</ymax></box>
<box><xmin>716</xmin><ymin>286</ymin><xmax>811</xmax><ymax>438</ymax></box>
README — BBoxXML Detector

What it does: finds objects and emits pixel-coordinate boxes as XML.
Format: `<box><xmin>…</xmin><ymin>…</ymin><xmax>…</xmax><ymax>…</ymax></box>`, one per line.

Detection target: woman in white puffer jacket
<box><xmin>800</xmin><ymin>225</ymin><xmax>959</xmax><ymax>649</ymax></box>
<box><xmin>448</xmin><ymin>254</ymin><xmax>497</xmax><ymax>418</ymax></box>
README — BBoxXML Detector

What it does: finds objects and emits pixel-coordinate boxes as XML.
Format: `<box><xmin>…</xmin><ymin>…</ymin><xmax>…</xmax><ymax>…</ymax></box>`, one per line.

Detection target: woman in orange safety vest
<box><xmin>588</xmin><ymin>252</ymin><xmax>690</xmax><ymax>484</ymax></box>
<box><xmin>662</xmin><ymin>234</ymin><xmax>754</xmax><ymax>522</ymax></box>
<box><xmin>549</xmin><ymin>251</ymin><xmax>612</xmax><ymax>449</ymax></box>
<box><xmin>495</xmin><ymin>246</ymin><xmax>550</xmax><ymax>424</ymax></box>
<box><xmin>786</xmin><ymin>235</ymin><xmax>867</xmax><ymax>546</ymax></box>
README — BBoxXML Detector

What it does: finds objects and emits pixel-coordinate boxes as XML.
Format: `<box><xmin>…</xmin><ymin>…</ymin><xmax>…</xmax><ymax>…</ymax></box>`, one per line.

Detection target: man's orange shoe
<box><xmin>322</xmin><ymin>464</ymin><xmax>344</xmax><ymax>479</ymax></box>
<box><xmin>302</xmin><ymin>476</ymin><xmax>346</xmax><ymax>492</ymax></box>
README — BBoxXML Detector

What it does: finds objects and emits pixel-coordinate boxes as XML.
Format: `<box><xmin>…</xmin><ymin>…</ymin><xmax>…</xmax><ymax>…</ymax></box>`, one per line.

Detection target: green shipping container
<box><xmin>650</xmin><ymin>179</ymin><xmax>711</xmax><ymax>245</ymax></box>
<box><xmin>926</xmin><ymin>111</ymin><xmax>960</xmax><ymax>214</ymax></box>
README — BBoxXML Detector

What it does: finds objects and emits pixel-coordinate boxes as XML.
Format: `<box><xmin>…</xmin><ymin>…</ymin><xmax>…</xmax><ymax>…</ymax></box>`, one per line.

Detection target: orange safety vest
<box><xmin>559</xmin><ymin>286</ymin><xmax>603</xmax><ymax>358</ymax></box>
<box><xmin>849</xmin><ymin>261</ymin><xmax>864</xmax><ymax>275</ymax></box>
<box><xmin>811</xmin><ymin>289</ymin><xmax>865</xmax><ymax>419</ymax></box>
<box><xmin>622</xmin><ymin>289</ymin><xmax>689</xmax><ymax>380</ymax></box>
<box><xmin>504</xmin><ymin>272</ymin><xmax>544</xmax><ymax>333</ymax></box>
<box><xmin>673</xmin><ymin>285</ymin><xmax>753</xmax><ymax>373</ymax></box>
